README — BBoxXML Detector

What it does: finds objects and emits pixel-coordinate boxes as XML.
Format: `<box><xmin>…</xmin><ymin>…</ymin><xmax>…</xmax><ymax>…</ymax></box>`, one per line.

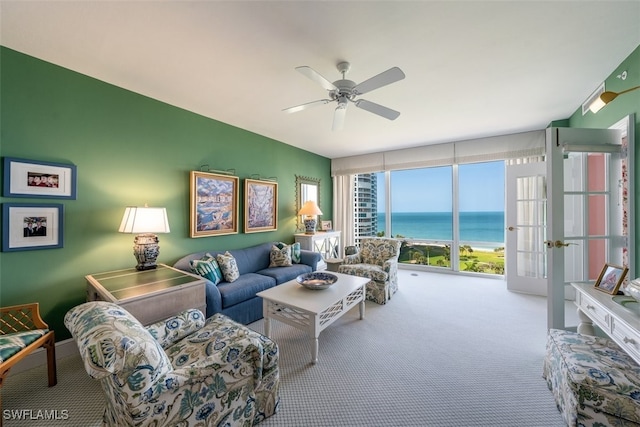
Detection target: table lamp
<box><xmin>119</xmin><ymin>205</ymin><xmax>170</xmax><ymax>270</ymax></box>
<box><xmin>298</xmin><ymin>200</ymin><xmax>323</xmax><ymax>234</ymax></box>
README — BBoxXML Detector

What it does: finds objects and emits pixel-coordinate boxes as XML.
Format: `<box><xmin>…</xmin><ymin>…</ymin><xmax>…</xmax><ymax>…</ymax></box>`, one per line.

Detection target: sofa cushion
<box><xmin>270</xmin><ymin>245</ymin><xmax>292</xmax><ymax>267</ymax></box>
<box><xmin>257</xmin><ymin>264</ymin><xmax>313</xmax><ymax>284</ymax></box>
<box><xmin>275</xmin><ymin>242</ymin><xmax>301</xmax><ymax>263</ymax></box>
<box><xmin>217</xmin><ymin>251</ymin><xmax>240</xmax><ymax>282</ymax></box>
<box><xmin>189</xmin><ymin>253</ymin><xmax>223</xmax><ymax>285</ymax></box>
<box><xmin>218</xmin><ymin>273</ymin><xmax>276</xmax><ymax>308</ymax></box>
<box><xmin>0</xmin><ymin>329</ymin><xmax>49</xmax><ymax>362</ymax></box>
<box><xmin>339</xmin><ymin>264</ymin><xmax>388</xmax><ymax>282</ymax></box>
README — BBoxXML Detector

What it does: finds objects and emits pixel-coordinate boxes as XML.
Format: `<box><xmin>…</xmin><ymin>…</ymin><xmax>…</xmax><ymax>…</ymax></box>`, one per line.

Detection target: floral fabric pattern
<box><xmin>64</xmin><ymin>301</ymin><xmax>279</xmax><ymax>426</ymax></box>
<box><xmin>543</xmin><ymin>329</ymin><xmax>640</xmax><ymax>427</ymax></box>
<box><xmin>338</xmin><ymin>238</ymin><xmax>401</xmax><ymax>304</ymax></box>
<box><xmin>275</xmin><ymin>242</ymin><xmax>301</xmax><ymax>264</ymax></box>
<box><xmin>217</xmin><ymin>251</ymin><xmax>240</xmax><ymax>282</ymax></box>
<box><xmin>269</xmin><ymin>245</ymin><xmax>292</xmax><ymax>267</ymax></box>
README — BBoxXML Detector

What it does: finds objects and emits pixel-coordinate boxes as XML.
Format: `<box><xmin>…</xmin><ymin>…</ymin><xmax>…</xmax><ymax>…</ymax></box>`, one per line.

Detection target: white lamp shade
<box><xmin>119</xmin><ymin>207</ymin><xmax>170</xmax><ymax>234</ymax></box>
<box><xmin>298</xmin><ymin>200</ymin><xmax>323</xmax><ymax>216</ymax></box>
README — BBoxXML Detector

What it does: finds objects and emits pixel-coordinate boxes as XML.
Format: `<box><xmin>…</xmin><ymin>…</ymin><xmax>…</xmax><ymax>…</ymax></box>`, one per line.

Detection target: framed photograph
<box><xmin>3</xmin><ymin>157</ymin><xmax>77</xmax><ymax>199</ymax></box>
<box><xmin>2</xmin><ymin>203</ymin><xmax>64</xmax><ymax>252</ymax></box>
<box><xmin>244</xmin><ymin>179</ymin><xmax>278</xmax><ymax>233</ymax></box>
<box><xmin>321</xmin><ymin>220</ymin><xmax>333</xmax><ymax>231</ymax></box>
<box><xmin>190</xmin><ymin>171</ymin><xmax>239</xmax><ymax>237</ymax></box>
<box><xmin>594</xmin><ymin>263</ymin><xmax>629</xmax><ymax>295</ymax></box>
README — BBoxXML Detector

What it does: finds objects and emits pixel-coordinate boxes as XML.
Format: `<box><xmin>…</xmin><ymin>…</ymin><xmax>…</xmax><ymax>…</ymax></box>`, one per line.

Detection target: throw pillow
<box><xmin>189</xmin><ymin>253</ymin><xmax>223</xmax><ymax>285</ymax></box>
<box><xmin>275</xmin><ymin>242</ymin><xmax>301</xmax><ymax>263</ymax></box>
<box><xmin>270</xmin><ymin>244</ymin><xmax>292</xmax><ymax>267</ymax></box>
<box><xmin>216</xmin><ymin>251</ymin><xmax>240</xmax><ymax>282</ymax></box>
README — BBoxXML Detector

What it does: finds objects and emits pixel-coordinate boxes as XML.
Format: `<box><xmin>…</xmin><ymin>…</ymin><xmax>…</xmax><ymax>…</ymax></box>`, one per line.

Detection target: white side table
<box><xmin>295</xmin><ymin>230</ymin><xmax>342</xmax><ymax>259</ymax></box>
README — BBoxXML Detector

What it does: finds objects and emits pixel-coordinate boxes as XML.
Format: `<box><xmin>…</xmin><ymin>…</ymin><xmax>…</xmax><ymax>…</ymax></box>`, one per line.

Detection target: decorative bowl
<box><xmin>296</xmin><ymin>272</ymin><xmax>338</xmax><ymax>290</ymax></box>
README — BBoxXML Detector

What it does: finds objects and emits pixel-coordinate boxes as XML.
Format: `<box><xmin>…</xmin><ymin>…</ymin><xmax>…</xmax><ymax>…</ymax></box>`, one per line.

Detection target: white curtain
<box><xmin>333</xmin><ymin>175</ymin><xmax>355</xmax><ymax>251</ymax></box>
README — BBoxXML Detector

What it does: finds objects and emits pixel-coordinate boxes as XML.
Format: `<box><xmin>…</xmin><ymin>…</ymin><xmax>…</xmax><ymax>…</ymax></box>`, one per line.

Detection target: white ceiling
<box><xmin>1</xmin><ymin>1</ymin><xmax>639</xmax><ymax>159</ymax></box>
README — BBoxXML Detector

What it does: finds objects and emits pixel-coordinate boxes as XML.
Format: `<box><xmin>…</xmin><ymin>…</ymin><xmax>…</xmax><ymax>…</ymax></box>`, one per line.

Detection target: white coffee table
<box><xmin>257</xmin><ymin>272</ymin><xmax>369</xmax><ymax>364</ymax></box>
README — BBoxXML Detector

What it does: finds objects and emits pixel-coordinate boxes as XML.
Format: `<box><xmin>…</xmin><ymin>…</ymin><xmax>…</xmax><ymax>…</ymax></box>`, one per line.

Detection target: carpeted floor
<box><xmin>1</xmin><ymin>270</ymin><xmax>571</xmax><ymax>426</ymax></box>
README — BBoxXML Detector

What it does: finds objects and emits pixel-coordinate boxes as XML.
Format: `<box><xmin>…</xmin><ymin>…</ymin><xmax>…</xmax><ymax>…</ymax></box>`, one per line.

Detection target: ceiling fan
<box><xmin>283</xmin><ymin>61</ymin><xmax>405</xmax><ymax>131</ymax></box>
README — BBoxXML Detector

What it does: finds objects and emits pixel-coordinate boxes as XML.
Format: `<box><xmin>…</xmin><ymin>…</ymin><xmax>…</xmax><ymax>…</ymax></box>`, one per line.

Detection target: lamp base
<box><xmin>133</xmin><ymin>233</ymin><xmax>160</xmax><ymax>271</ymax></box>
<box><xmin>303</xmin><ymin>218</ymin><xmax>317</xmax><ymax>235</ymax></box>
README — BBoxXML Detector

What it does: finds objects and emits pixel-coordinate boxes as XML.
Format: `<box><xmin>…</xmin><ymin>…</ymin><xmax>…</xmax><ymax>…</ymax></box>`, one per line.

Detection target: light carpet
<box><xmin>1</xmin><ymin>270</ymin><xmax>568</xmax><ymax>426</ymax></box>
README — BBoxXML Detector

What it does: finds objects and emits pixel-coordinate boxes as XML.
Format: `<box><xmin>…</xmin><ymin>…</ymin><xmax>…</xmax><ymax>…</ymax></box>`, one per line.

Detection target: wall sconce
<box><xmin>119</xmin><ymin>205</ymin><xmax>170</xmax><ymax>270</ymax></box>
<box><xmin>589</xmin><ymin>85</ymin><xmax>640</xmax><ymax>113</ymax></box>
<box><xmin>297</xmin><ymin>200</ymin><xmax>323</xmax><ymax>235</ymax></box>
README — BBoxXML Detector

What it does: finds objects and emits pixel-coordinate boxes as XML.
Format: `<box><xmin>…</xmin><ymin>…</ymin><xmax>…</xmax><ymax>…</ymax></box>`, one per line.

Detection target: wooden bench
<box><xmin>0</xmin><ymin>303</ymin><xmax>57</xmax><ymax>389</ymax></box>
<box><xmin>543</xmin><ymin>329</ymin><xmax>640</xmax><ymax>426</ymax></box>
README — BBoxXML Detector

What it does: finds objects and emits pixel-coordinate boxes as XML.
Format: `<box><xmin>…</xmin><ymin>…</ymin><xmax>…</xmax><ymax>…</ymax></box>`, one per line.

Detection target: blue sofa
<box><xmin>173</xmin><ymin>242</ymin><xmax>322</xmax><ymax>324</ymax></box>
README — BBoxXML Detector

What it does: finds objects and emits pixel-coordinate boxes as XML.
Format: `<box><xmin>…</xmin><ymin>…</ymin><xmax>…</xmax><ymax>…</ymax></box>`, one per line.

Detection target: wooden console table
<box><xmin>86</xmin><ymin>264</ymin><xmax>206</xmax><ymax>325</ymax></box>
<box><xmin>572</xmin><ymin>282</ymin><xmax>640</xmax><ymax>365</ymax></box>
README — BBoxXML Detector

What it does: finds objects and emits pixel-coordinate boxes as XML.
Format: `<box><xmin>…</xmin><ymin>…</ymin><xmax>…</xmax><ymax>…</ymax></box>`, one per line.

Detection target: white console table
<box><xmin>572</xmin><ymin>282</ymin><xmax>640</xmax><ymax>365</ymax></box>
<box><xmin>295</xmin><ymin>231</ymin><xmax>341</xmax><ymax>261</ymax></box>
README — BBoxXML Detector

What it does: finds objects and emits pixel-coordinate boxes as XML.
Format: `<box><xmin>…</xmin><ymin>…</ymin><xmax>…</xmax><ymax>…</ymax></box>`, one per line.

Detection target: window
<box><xmin>356</xmin><ymin>160</ymin><xmax>505</xmax><ymax>275</ymax></box>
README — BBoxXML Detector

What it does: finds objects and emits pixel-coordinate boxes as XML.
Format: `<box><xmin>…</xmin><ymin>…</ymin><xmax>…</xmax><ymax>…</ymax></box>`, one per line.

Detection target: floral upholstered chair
<box><xmin>64</xmin><ymin>301</ymin><xmax>279</xmax><ymax>427</ymax></box>
<box><xmin>338</xmin><ymin>237</ymin><xmax>402</xmax><ymax>304</ymax></box>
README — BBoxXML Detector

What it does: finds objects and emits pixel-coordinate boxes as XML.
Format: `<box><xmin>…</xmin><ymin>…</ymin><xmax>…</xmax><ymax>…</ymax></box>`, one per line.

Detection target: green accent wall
<box><xmin>567</xmin><ymin>44</ymin><xmax>640</xmax><ymax>271</ymax></box>
<box><xmin>0</xmin><ymin>47</ymin><xmax>332</xmax><ymax>340</ymax></box>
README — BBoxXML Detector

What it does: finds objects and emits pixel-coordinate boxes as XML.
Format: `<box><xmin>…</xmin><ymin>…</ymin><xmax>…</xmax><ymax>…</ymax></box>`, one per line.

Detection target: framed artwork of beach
<box><xmin>593</xmin><ymin>263</ymin><xmax>628</xmax><ymax>295</ymax></box>
<box><xmin>244</xmin><ymin>179</ymin><xmax>278</xmax><ymax>233</ymax></box>
<box><xmin>189</xmin><ymin>171</ymin><xmax>239</xmax><ymax>238</ymax></box>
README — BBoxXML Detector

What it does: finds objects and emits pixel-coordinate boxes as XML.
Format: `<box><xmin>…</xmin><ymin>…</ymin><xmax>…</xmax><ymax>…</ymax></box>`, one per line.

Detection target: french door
<box><xmin>505</xmin><ymin>119</ymin><xmax>633</xmax><ymax>332</ymax></box>
<box><xmin>546</xmin><ymin>124</ymin><xmax>631</xmax><ymax>330</ymax></box>
<box><xmin>506</xmin><ymin>161</ymin><xmax>547</xmax><ymax>295</ymax></box>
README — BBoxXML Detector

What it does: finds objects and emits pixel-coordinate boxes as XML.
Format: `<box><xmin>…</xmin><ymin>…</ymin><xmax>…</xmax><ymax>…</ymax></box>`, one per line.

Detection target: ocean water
<box><xmin>377</xmin><ymin>211</ymin><xmax>504</xmax><ymax>243</ymax></box>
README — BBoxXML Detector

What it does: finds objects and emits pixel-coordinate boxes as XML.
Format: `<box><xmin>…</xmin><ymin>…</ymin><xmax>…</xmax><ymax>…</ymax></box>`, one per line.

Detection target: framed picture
<box><xmin>3</xmin><ymin>157</ymin><xmax>77</xmax><ymax>199</ymax></box>
<box><xmin>321</xmin><ymin>220</ymin><xmax>333</xmax><ymax>231</ymax></box>
<box><xmin>2</xmin><ymin>203</ymin><xmax>64</xmax><ymax>252</ymax></box>
<box><xmin>594</xmin><ymin>263</ymin><xmax>629</xmax><ymax>295</ymax></box>
<box><xmin>190</xmin><ymin>171</ymin><xmax>239</xmax><ymax>237</ymax></box>
<box><xmin>244</xmin><ymin>179</ymin><xmax>278</xmax><ymax>233</ymax></box>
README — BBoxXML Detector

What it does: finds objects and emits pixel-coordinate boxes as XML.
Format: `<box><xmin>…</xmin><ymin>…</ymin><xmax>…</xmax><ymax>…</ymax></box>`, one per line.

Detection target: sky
<box><xmin>377</xmin><ymin>161</ymin><xmax>505</xmax><ymax>212</ymax></box>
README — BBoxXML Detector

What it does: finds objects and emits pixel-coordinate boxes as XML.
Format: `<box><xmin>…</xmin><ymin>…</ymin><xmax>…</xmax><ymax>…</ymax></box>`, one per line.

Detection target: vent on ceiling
<box><xmin>582</xmin><ymin>83</ymin><xmax>605</xmax><ymax>116</ymax></box>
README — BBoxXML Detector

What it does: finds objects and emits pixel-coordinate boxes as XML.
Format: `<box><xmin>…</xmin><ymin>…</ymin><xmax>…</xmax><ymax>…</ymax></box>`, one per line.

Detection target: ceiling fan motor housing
<box><xmin>331</xmin><ymin>79</ymin><xmax>357</xmax><ymax>101</ymax></box>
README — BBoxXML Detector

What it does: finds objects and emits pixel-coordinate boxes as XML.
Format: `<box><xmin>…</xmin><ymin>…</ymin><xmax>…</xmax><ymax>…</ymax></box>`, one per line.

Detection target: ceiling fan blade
<box><xmin>354</xmin><ymin>99</ymin><xmax>401</xmax><ymax>120</ymax></box>
<box><xmin>296</xmin><ymin>66</ymin><xmax>337</xmax><ymax>91</ymax></box>
<box><xmin>332</xmin><ymin>104</ymin><xmax>347</xmax><ymax>131</ymax></box>
<box><xmin>282</xmin><ymin>99</ymin><xmax>331</xmax><ymax>113</ymax></box>
<box><xmin>353</xmin><ymin>67</ymin><xmax>405</xmax><ymax>95</ymax></box>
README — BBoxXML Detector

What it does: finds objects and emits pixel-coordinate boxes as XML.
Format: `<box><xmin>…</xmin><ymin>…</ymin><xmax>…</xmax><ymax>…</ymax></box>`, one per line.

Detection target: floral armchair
<box><xmin>338</xmin><ymin>237</ymin><xmax>402</xmax><ymax>304</ymax></box>
<box><xmin>64</xmin><ymin>301</ymin><xmax>279</xmax><ymax>426</ymax></box>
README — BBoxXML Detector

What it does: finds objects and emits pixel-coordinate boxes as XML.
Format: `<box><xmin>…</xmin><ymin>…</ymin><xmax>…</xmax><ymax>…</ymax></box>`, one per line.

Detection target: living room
<box><xmin>1</xmin><ymin>2</ymin><xmax>640</xmax><ymax>425</ymax></box>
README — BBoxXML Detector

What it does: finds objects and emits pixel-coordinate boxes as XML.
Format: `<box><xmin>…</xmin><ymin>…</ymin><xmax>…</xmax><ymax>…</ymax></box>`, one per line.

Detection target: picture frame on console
<box><xmin>2</xmin><ymin>203</ymin><xmax>64</xmax><ymax>252</ymax></box>
<box><xmin>593</xmin><ymin>263</ymin><xmax>628</xmax><ymax>295</ymax></box>
<box><xmin>244</xmin><ymin>179</ymin><xmax>278</xmax><ymax>233</ymax></box>
<box><xmin>321</xmin><ymin>220</ymin><xmax>333</xmax><ymax>231</ymax></box>
<box><xmin>190</xmin><ymin>171</ymin><xmax>239</xmax><ymax>237</ymax></box>
<box><xmin>3</xmin><ymin>157</ymin><xmax>77</xmax><ymax>199</ymax></box>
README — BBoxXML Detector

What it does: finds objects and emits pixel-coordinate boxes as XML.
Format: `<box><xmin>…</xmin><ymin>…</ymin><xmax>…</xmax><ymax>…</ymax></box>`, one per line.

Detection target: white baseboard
<box><xmin>7</xmin><ymin>338</ymin><xmax>79</xmax><ymax>377</ymax></box>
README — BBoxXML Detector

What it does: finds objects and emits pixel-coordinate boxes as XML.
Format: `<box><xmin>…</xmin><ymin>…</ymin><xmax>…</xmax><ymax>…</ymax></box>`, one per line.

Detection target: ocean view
<box><xmin>377</xmin><ymin>211</ymin><xmax>505</xmax><ymax>243</ymax></box>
